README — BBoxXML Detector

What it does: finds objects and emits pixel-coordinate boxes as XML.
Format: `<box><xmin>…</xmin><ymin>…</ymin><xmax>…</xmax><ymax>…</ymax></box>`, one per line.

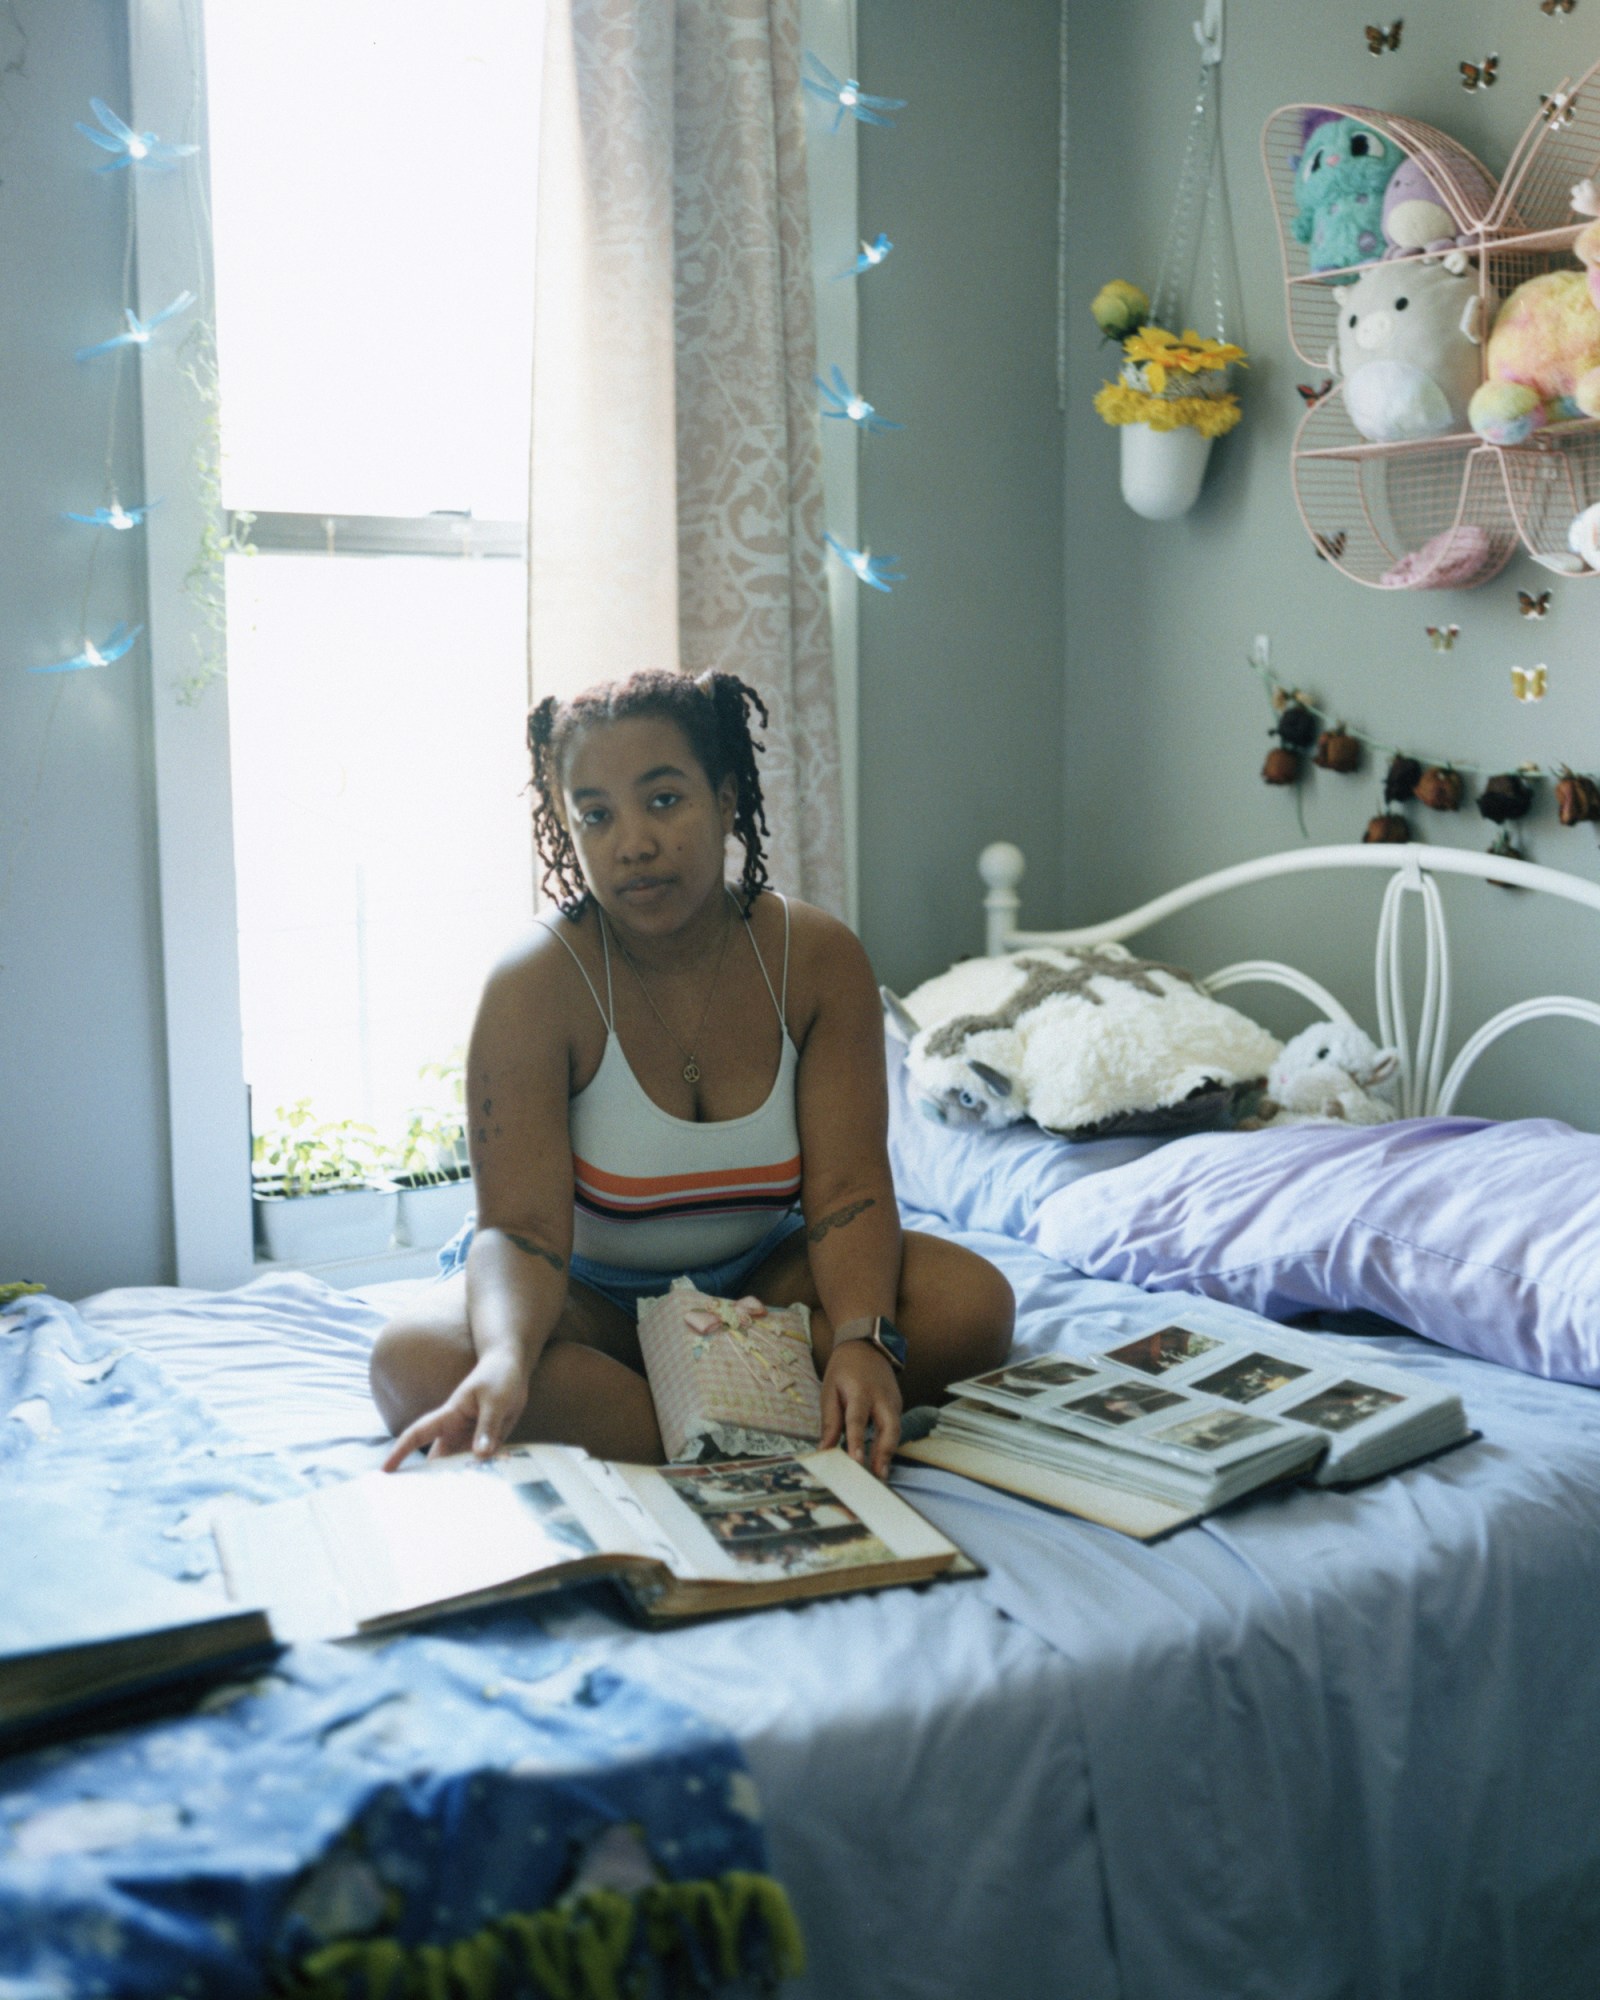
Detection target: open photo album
<box><xmin>214</xmin><ymin>1444</ymin><xmax>966</xmax><ymax>1640</ymax></box>
<box><xmin>898</xmin><ymin>1319</ymin><xmax>1471</xmax><ymax>1540</ymax></box>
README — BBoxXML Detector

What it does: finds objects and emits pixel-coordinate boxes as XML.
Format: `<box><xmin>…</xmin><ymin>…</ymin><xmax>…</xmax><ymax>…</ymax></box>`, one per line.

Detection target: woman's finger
<box><xmin>818</xmin><ymin>1378</ymin><xmax>845</xmax><ymax>1452</ymax></box>
<box><xmin>869</xmin><ymin>1393</ymin><xmax>901</xmax><ymax>1480</ymax></box>
<box><xmin>844</xmin><ymin>1381</ymin><xmax>870</xmax><ymax>1466</ymax></box>
<box><xmin>382</xmin><ymin>1405</ymin><xmax>450</xmax><ymax>1472</ymax></box>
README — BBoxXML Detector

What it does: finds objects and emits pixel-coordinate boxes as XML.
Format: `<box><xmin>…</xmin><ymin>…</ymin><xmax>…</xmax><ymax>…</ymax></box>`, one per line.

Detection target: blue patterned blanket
<box><xmin>0</xmin><ymin>1294</ymin><xmax>795</xmax><ymax>1998</ymax></box>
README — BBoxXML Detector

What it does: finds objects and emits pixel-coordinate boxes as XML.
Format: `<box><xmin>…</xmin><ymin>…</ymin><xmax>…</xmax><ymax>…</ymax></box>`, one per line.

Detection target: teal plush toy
<box><xmin>1292</xmin><ymin>112</ymin><xmax>1403</xmax><ymax>280</ymax></box>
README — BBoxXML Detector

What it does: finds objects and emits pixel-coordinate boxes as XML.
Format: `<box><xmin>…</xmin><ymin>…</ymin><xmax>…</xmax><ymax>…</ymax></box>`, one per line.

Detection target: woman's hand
<box><xmin>820</xmin><ymin>1339</ymin><xmax>902</xmax><ymax>1480</ymax></box>
<box><xmin>380</xmin><ymin>1348</ymin><xmax>530</xmax><ymax>1471</ymax></box>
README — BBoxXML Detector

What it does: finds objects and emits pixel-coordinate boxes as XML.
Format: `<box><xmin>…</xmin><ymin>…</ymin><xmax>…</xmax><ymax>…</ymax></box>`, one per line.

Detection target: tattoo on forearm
<box><xmin>807</xmin><ymin>1197</ymin><xmax>876</xmax><ymax>1244</ymax></box>
<box><xmin>506</xmin><ymin>1232</ymin><xmax>565</xmax><ymax>1273</ymax></box>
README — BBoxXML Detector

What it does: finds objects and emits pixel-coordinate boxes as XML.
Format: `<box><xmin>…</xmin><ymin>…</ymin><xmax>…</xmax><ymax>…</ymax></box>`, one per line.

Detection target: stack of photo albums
<box><xmin>900</xmin><ymin>1320</ymin><xmax>1470</xmax><ymax>1540</ymax></box>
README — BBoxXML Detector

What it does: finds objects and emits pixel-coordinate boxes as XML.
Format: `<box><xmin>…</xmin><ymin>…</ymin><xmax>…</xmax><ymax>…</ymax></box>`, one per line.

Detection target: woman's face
<box><xmin>561</xmin><ymin>715</ymin><xmax>736</xmax><ymax>932</ymax></box>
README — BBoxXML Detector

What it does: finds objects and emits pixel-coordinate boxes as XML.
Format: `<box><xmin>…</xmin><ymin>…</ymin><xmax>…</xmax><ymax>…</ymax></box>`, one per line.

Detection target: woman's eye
<box><xmin>578</xmin><ymin>807</ymin><xmax>608</xmax><ymax>828</ymax></box>
<box><xmin>649</xmin><ymin>790</ymin><xmax>682</xmax><ymax>810</ymax></box>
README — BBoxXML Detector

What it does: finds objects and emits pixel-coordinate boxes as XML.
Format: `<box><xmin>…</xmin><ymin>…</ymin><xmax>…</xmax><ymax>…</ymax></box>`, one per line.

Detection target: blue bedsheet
<box><xmin>0</xmin><ymin>1295</ymin><xmax>778</xmax><ymax>1997</ymax></box>
<box><xmin>59</xmin><ymin>1218</ymin><xmax>1600</xmax><ymax>2000</ymax></box>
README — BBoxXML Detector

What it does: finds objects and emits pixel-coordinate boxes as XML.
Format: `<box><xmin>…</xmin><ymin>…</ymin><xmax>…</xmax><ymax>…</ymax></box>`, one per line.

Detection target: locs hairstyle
<box><xmin>527</xmin><ymin>670</ymin><xmax>773</xmax><ymax>915</ymax></box>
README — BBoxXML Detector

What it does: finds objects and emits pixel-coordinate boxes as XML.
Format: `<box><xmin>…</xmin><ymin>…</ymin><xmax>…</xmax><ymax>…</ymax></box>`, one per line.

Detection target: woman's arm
<box><xmin>794</xmin><ymin>916</ymin><xmax>904</xmax><ymax>1477</ymax></box>
<box><xmin>381</xmin><ymin>946</ymin><xmax>577</xmax><ymax>1466</ymax></box>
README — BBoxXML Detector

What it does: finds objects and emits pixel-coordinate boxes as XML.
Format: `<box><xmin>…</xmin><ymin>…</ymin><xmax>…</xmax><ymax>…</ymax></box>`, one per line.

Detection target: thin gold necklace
<box><xmin>607</xmin><ymin>890</ymin><xmax>737</xmax><ymax>1084</ymax></box>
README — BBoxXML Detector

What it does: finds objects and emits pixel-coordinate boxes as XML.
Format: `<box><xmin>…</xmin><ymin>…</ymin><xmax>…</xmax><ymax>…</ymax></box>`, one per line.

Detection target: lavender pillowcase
<box><xmin>1026</xmin><ymin>1116</ymin><xmax>1600</xmax><ymax>1386</ymax></box>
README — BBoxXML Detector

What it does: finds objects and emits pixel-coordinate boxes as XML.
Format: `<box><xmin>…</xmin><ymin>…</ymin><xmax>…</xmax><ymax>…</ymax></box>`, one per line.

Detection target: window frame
<box><xmin>135</xmin><ymin>0</ymin><xmax>859</xmax><ymax>1288</ymax></box>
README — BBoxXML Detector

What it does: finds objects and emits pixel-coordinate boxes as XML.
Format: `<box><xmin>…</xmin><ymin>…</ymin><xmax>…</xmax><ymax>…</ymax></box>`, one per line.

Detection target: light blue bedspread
<box><xmin>57</xmin><ymin>1218</ymin><xmax>1600</xmax><ymax>2000</ymax></box>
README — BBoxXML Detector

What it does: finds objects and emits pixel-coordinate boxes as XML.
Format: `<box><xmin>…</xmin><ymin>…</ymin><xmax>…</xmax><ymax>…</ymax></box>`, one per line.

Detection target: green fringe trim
<box><xmin>275</xmin><ymin>1871</ymin><xmax>805</xmax><ymax>2000</ymax></box>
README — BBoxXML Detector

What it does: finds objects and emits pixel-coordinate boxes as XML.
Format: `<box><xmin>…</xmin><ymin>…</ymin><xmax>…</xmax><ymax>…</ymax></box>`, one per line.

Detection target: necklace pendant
<box><xmin>683</xmin><ymin>1059</ymin><xmax>701</xmax><ymax>1084</ymax></box>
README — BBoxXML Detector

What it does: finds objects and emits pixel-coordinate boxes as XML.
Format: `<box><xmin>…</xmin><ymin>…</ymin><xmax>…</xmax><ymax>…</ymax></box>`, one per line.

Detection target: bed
<box><xmin>10</xmin><ymin>840</ymin><xmax>1600</xmax><ymax>2000</ymax></box>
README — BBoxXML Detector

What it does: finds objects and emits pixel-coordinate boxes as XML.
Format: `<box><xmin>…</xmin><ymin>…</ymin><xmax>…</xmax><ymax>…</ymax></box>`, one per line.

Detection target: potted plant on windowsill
<box><xmin>390</xmin><ymin>1064</ymin><xmax>472</xmax><ymax>1248</ymax></box>
<box><xmin>251</xmin><ymin>1101</ymin><xmax>398</xmax><ymax>1266</ymax></box>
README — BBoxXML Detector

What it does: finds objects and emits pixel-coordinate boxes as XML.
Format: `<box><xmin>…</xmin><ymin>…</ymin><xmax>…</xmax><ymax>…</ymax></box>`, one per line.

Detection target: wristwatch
<box><xmin>836</xmin><ymin>1314</ymin><xmax>907</xmax><ymax>1372</ymax></box>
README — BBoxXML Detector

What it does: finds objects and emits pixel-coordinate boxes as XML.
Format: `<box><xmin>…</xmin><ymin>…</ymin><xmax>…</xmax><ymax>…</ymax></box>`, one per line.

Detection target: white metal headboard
<box><xmin>979</xmin><ymin>841</ymin><xmax>1600</xmax><ymax>1119</ymax></box>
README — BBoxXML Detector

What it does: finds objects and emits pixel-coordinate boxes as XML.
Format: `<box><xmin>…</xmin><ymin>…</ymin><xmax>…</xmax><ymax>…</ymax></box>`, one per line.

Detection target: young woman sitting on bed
<box><xmin>370</xmin><ymin>669</ymin><xmax>1014</xmax><ymax>1480</ymax></box>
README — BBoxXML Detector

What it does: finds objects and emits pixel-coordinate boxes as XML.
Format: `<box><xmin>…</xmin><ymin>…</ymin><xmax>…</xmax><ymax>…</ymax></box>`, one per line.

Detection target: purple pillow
<box><xmin>1027</xmin><ymin>1117</ymin><xmax>1600</xmax><ymax>1385</ymax></box>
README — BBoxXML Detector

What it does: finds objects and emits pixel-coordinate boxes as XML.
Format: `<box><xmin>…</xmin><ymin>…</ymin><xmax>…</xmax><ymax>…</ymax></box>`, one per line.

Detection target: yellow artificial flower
<box><xmin>1122</xmin><ymin>325</ymin><xmax>1248</xmax><ymax>377</ymax></box>
<box><xmin>1091</xmin><ymin>279</ymin><xmax>1150</xmax><ymax>340</ymax></box>
<box><xmin>1094</xmin><ymin>381</ymin><xmax>1243</xmax><ymax>437</ymax></box>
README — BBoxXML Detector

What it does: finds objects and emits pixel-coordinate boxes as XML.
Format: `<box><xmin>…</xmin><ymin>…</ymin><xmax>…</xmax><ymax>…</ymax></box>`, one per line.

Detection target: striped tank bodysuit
<box><xmin>545</xmin><ymin>894</ymin><xmax>803</xmax><ymax>1275</ymax></box>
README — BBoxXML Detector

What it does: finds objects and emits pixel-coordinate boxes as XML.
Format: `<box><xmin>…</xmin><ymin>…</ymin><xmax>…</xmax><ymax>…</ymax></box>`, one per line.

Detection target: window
<box><xmin>203</xmin><ymin>0</ymin><xmax>541</xmax><ymax>1172</ymax></box>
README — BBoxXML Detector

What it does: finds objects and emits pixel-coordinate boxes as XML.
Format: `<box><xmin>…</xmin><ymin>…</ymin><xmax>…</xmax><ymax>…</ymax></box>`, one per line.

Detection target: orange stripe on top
<box><xmin>573</xmin><ymin>1155</ymin><xmax>803</xmax><ymax>1199</ymax></box>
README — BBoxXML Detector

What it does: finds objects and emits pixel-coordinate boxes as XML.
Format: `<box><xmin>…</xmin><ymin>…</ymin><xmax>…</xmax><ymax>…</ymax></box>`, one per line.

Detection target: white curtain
<box><xmin>529</xmin><ymin>0</ymin><xmax>846</xmax><ymax>913</ymax></box>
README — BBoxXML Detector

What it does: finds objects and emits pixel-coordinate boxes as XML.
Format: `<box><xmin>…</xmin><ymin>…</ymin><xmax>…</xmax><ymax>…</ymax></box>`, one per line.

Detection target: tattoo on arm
<box><xmin>506</xmin><ymin>1232</ymin><xmax>565</xmax><ymax>1274</ymax></box>
<box><xmin>807</xmin><ymin>1197</ymin><xmax>876</xmax><ymax>1244</ymax></box>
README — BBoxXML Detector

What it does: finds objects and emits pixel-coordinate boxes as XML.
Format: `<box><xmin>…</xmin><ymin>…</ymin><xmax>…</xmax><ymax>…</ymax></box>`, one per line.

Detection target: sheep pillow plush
<box><xmin>884</xmin><ymin>944</ymin><xmax>1283</xmax><ymax>1139</ymax></box>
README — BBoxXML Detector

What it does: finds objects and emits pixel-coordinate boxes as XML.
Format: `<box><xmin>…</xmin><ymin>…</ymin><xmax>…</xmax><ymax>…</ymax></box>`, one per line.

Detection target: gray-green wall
<box><xmin>1062</xmin><ymin>0</ymin><xmax>1600</xmax><ymax>1123</ymax></box>
<box><xmin>856</xmin><ymin>0</ymin><xmax>1066</xmax><ymax>994</ymax></box>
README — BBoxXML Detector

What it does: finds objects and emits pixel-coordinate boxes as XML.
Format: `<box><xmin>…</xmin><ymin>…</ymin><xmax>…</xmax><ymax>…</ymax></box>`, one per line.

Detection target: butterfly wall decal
<box><xmin>1296</xmin><ymin>379</ymin><xmax>1335</xmax><ymax>406</ymax></box>
<box><xmin>1460</xmin><ymin>54</ymin><xmax>1500</xmax><ymax>89</ymax></box>
<box><xmin>1518</xmin><ymin>588</ymin><xmax>1552</xmax><ymax>617</ymax></box>
<box><xmin>1365</xmin><ymin>20</ymin><xmax>1403</xmax><ymax>54</ymax></box>
<box><xmin>1539</xmin><ymin>0</ymin><xmax>1575</xmax><ymax>16</ymax></box>
<box><xmin>1511</xmin><ymin>664</ymin><xmax>1548</xmax><ymax>701</ymax></box>
<box><xmin>1540</xmin><ymin>89</ymin><xmax>1578</xmax><ymax>127</ymax></box>
<box><xmin>1426</xmin><ymin>624</ymin><xmax>1460</xmax><ymax>651</ymax></box>
<box><xmin>1314</xmin><ymin>530</ymin><xmax>1348</xmax><ymax>561</ymax></box>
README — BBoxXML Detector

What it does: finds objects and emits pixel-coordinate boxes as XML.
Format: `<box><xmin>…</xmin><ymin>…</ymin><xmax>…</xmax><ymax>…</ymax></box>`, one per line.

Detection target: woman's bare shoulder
<box><xmin>761</xmin><ymin>894</ymin><xmax>876</xmax><ymax>1022</ymax></box>
<box><xmin>475</xmin><ymin>910</ymin><xmax>607</xmax><ymax>1042</ymax></box>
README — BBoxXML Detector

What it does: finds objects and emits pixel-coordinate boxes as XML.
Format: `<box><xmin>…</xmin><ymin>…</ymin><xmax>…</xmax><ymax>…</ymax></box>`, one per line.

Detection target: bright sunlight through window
<box><xmin>204</xmin><ymin>1</ymin><xmax>540</xmax><ymax>1160</ymax></box>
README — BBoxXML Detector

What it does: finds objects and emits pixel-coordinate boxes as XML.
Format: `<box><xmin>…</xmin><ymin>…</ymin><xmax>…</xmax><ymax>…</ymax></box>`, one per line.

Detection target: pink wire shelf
<box><xmin>1263</xmin><ymin>67</ymin><xmax>1600</xmax><ymax>588</ymax></box>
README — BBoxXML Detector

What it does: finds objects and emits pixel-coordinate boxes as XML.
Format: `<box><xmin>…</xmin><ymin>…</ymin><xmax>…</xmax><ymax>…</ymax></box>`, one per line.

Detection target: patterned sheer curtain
<box><xmin>529</xmin><ymin>0</ymin><xmax>846</xmax><ymax>913</ymax></box>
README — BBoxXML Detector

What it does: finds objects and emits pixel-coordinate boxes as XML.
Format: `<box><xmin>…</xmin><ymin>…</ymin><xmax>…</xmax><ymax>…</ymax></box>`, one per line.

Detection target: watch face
<box><xmin>875</xmin><ymin>1319</ymin><xmax>908</xmax><ymax>1369</ymax></box>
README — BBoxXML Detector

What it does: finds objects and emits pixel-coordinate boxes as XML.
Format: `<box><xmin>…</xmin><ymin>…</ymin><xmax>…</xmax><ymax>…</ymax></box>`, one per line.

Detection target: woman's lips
<box><xmin>618</xmin><ymin>877</ymin><xmax>673</xmax><ymax>901</ymax></box>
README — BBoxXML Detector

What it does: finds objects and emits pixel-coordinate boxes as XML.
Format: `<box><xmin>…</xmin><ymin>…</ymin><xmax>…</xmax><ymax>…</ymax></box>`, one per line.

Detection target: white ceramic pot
<box><xmin>395</xmin><ymin>1177</ymin><xmax>474</xmax><ymax>1252</ymax></box>
<box><xmin>253</xmin><ymin>1184</ymin><xmax>399</xmax><ymax>1266</ymax></box>
<box><xmin>1119</xmin><ymin>421</ymin><xmax>1214</xmax><ymax>521</ymax></box>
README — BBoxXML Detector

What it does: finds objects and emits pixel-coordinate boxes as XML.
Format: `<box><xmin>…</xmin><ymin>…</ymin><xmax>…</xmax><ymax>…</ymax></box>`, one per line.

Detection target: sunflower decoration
<box><xmin>1093</xmin><ymin>299</ymin><xmax>1248</xmax><ymax>439</ymax></box>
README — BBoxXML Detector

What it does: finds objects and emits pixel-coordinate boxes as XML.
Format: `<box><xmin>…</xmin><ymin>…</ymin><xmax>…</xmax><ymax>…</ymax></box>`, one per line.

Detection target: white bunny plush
<box><xmin>1262</xmin><ymin>1022</ymin><xmax>1400</xmax><ymax>1126</ymax></box>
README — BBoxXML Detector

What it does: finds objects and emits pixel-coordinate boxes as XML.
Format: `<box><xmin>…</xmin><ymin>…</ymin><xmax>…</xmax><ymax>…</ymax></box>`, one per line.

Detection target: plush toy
<box><xmin>882</xmin><ymin>945</ymin><xmax>1281</xmax><ymax>1139</ymax></box>
<box><xmin>1258</xmin><ymin>1022</ymin><xmax>1400</xmax><ymax>1127</ymax></box>
<box><xmin>1292</xmin><ymin>112</ymin><xmax>1404</xmax><ymax>278</ymax></box>
<box><xmin>1569</xmin><ymin>500</ymin><xmax>1600</xmax><ymax>571</ymax></box>
<box><xmin>1468</xmin><ymin>182</ymin><xmax>1600</xmax><ymax>444</ymax></box>
<box><xmin>1381</xmin><ymin>155</ymin><xmax>1495</xmax><ymax>260</ymax></box>
<box><xmin>1331</xmin><ymin>256</ymin><xmax>1483</xmax><ymax>442</ymax></box>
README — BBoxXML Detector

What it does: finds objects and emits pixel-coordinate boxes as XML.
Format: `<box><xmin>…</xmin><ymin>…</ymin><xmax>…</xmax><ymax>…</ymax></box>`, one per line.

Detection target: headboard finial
<box><xmin>979</xmin><ymin>843</ymin><xmax>1026</xmax><ymax>956</ymax></box>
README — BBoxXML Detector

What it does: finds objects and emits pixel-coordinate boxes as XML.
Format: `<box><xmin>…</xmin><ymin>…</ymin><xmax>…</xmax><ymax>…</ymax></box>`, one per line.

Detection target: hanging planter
<box><xmin>1089</xmin><ymin>11</ymin><xmax>1248</xmax><ymax>522</ymax></box>
<box><xmin>1119</xmin><ymin>422</ymin><xmax>1215</xmax><ymax>522</ymax></box>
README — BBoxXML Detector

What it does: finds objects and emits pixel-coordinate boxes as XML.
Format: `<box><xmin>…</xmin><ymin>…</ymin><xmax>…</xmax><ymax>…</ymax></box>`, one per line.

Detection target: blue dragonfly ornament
<box><xmin>30</xmin><ymin>623</ymin><xmax>145</xmax><ymax>675</ymax></box>
<box><xmin>803</xmin><ymin>54</ymin><xmax>906</xmax><ymax>131</ymax></box>
<box><xmin>62</xmin><ymin>497</ymin><xmax>159</xmax><ymax>531</ymax></box>
<box><xmin>836</xmin><ymin>233</ymin><xmax>894</xmax><ymax>279</ymax></box>
<box><xmin>76</xmin><ymin>99</ymin><xmax>198</xmax><ymax>171</ymax></box>
<box><xmin>824</xmin><ymin>532</ymin><xmax>905</xmax><ymax>594</ymax></box>
<box><xmin>75</xmin><ymin>291</ymin><xmax>195</xmax><ymax>362</ymax></box>
<box><xmin>815</xmin><ymin>364</ymin><xmax>903</xmax><ymax>436</ymax></box>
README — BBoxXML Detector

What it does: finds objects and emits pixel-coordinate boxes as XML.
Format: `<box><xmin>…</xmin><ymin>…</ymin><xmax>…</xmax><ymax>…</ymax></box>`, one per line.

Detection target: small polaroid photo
<box><xmin>1283</xmin><ymin>1380</ymin><xmax>1405</xmax><ymax>1434</ymax></box>
<box><xmin>1151</xmin><ymin>1408</ymin><xmax>1281</xmax><ymax>1455</ymax></box>
<box><xmin>968</xmin><ymin>1355</ymin><xmax>1097</xmax><ymax>1398</ymax></box>
<box><xmin>1063</xmin><ymin>1380</ymin><xmax>1189</xmax><ymax>1428</ymax></box>
<box><xmin>1193</xmin><ymin>1351</ymin><xmax>1312</xmax><ymax>1405</ymax></box>
<box><xmin>1105</xmin><ymin>1324</ymin><xmax>1226</xmax><ymax>1377</ymax></box>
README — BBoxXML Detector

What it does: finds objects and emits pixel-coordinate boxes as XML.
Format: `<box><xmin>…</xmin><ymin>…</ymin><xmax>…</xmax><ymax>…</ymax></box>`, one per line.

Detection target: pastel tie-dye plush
<box><xmin>1291</xmin><ymin>113</ymin><xmax>1403</xmax><ymax>279</ymax></box>
<box><xmin>1468</xmin><ymin>270</ymin><xmax>1600</xmax><ymax>445</ymax></box>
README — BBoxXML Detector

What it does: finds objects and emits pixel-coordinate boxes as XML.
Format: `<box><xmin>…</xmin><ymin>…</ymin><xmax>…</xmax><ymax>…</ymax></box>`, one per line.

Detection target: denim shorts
<box><xmin>435</xmin><ymin>1209</ymin><xmax>808</xmax><ymax>1317</ymax></box>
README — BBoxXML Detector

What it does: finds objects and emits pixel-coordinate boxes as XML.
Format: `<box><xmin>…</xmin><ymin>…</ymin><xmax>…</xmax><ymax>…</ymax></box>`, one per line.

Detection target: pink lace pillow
<box><xmin>636</xmin><ymin>1279</ymin><xmax>822</xmax><ymax>1462</ymax></box>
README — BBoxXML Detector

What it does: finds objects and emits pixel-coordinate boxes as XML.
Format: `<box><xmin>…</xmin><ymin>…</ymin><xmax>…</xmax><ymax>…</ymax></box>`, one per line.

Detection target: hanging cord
<box><xmin>1149</xmin><ymin>56</ymin><xmax>1244</xmax><ymax>351</ymax></box>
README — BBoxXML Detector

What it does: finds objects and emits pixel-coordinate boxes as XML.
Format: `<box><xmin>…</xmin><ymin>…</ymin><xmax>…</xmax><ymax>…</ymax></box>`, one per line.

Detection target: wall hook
<box><xmin>1194</xmin><ymin>0</ymin><xmax>1224</xmax><ymax>67</ymax></box>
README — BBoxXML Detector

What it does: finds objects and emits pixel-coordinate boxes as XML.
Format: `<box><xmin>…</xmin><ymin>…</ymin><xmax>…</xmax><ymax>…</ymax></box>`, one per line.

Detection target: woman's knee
<box><xmin>368</xmin><ymin>1314</ymin><xmax>472</xmax><ymax>1436</ymax></box>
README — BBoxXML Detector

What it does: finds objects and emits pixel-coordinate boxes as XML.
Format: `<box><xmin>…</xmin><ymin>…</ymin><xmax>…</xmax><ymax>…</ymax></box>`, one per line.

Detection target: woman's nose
<box><xmin>614</xmin><ymin>812</ymin><xmax>659</xmax><ymax>860</ymax></box>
